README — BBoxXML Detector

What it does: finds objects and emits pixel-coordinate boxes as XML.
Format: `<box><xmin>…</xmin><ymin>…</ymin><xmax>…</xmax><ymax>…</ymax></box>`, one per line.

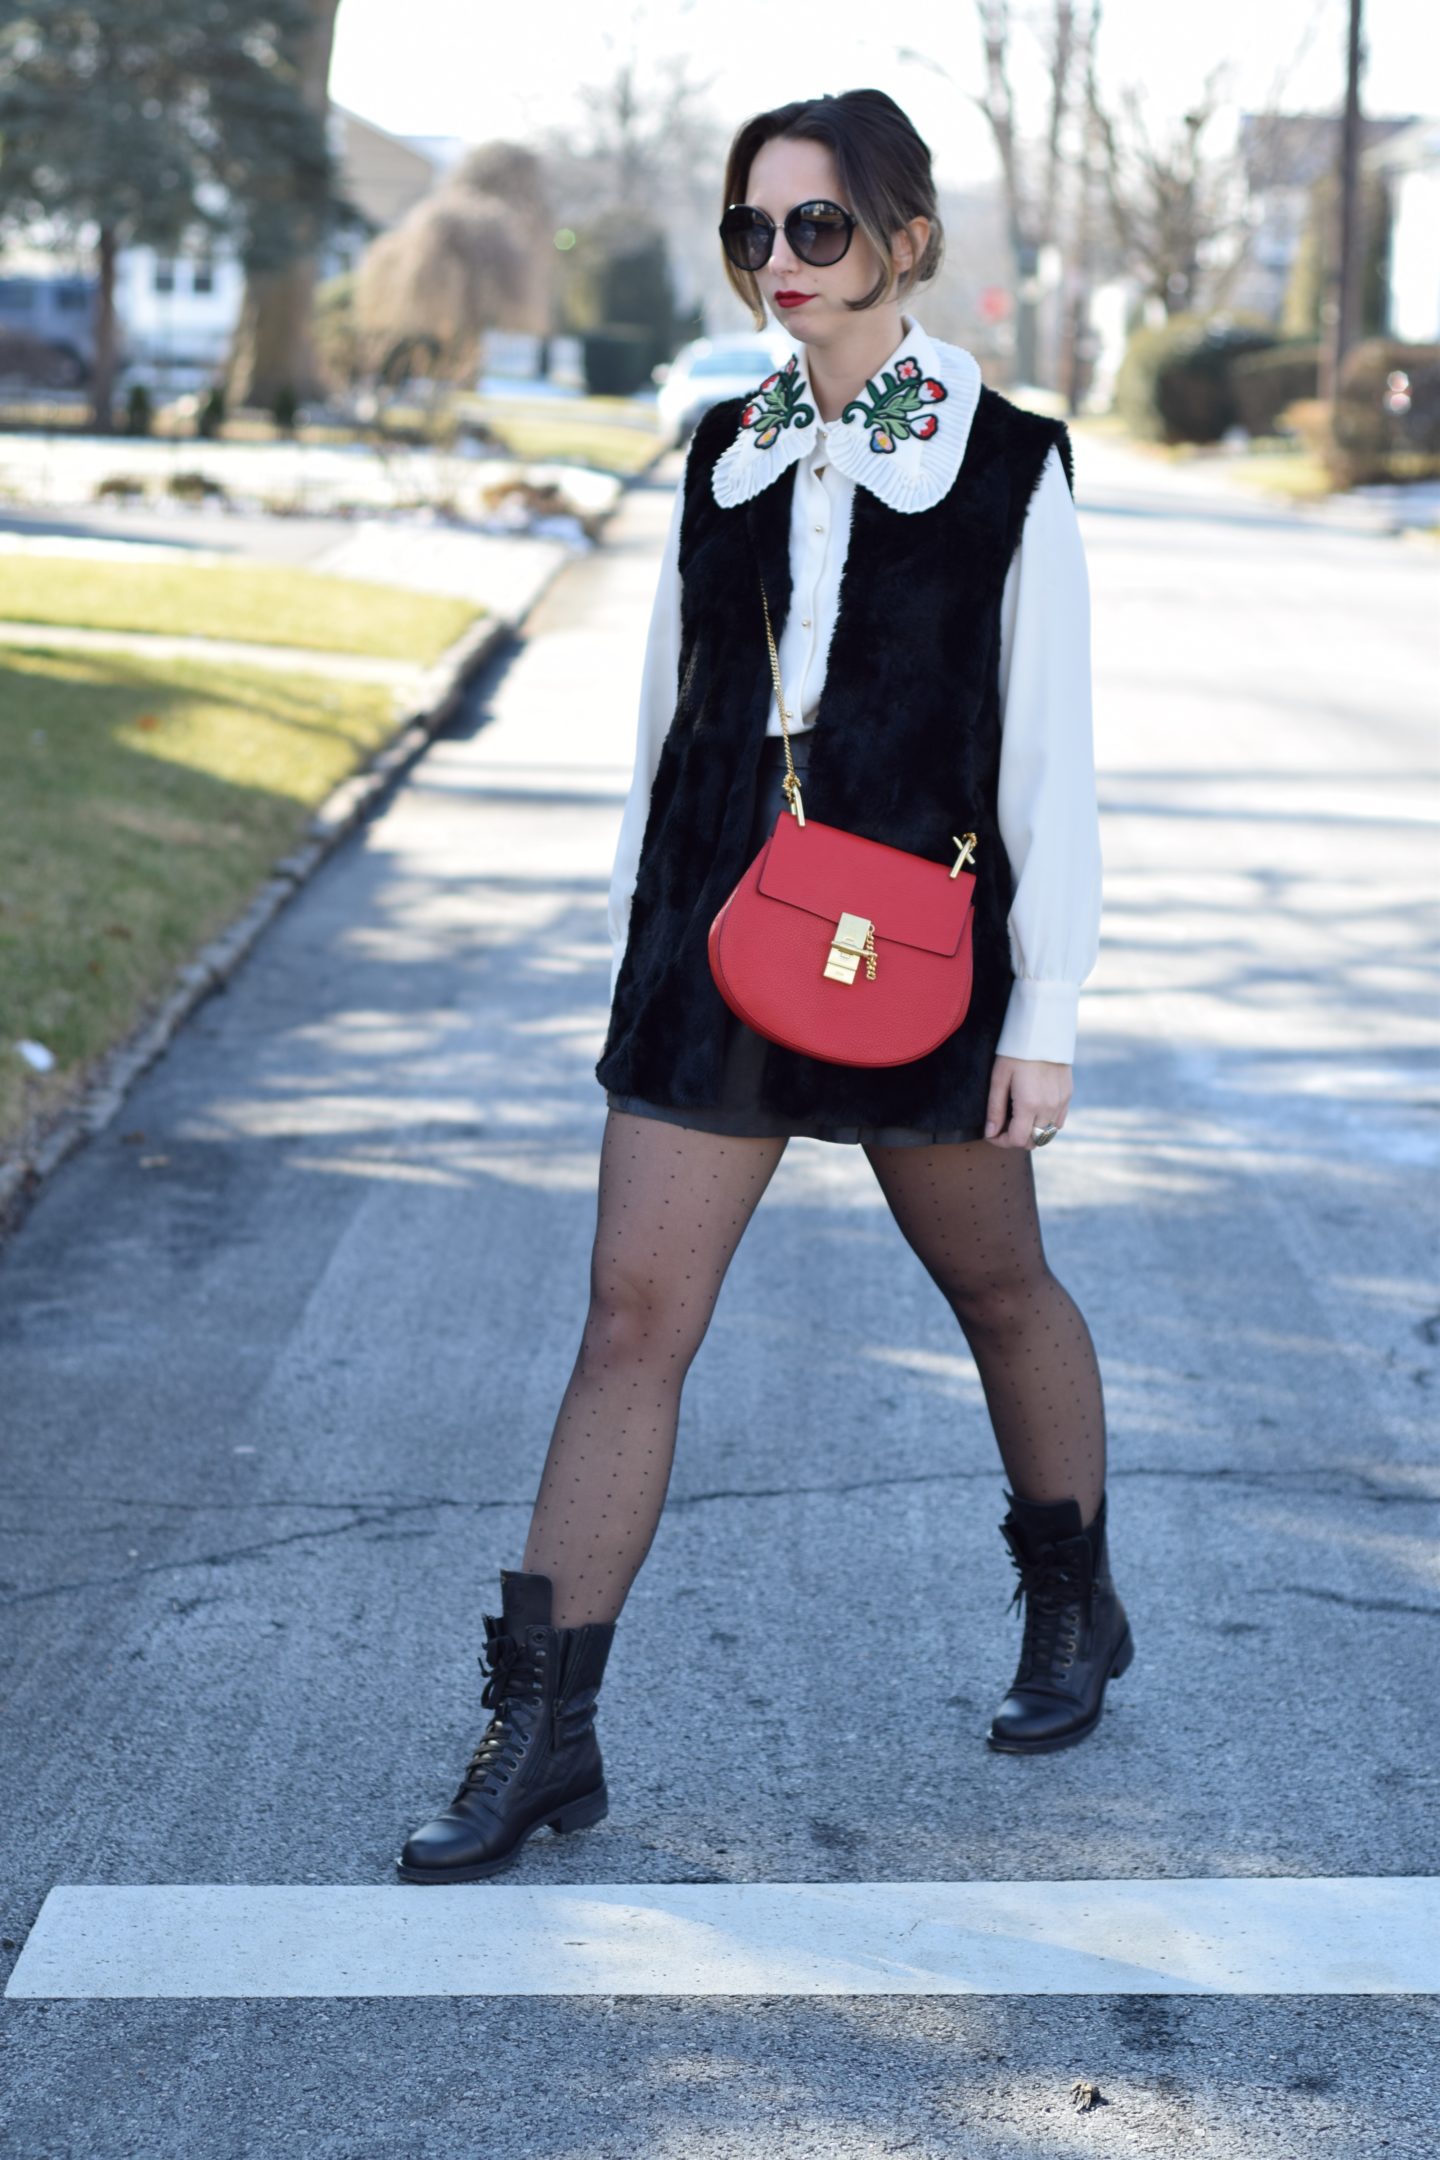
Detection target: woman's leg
<box><xmin>862</xmin><ymin>1137</ymin><xmax>1106</xmax><ymax>1523</ymax></box>
<box><xmin>521</xmin><ymin>1109</ymin><xmax>788</xmax><ymax>1626</ymax></box>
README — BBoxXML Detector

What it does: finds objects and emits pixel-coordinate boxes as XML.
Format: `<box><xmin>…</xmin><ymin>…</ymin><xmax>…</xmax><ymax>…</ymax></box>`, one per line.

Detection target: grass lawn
<box><xmin>1071</xmin><ymin>413</ymin><xmax>1335</xmax><ymax>498</ymax></box>
<box><xmin>0</xmin><ymin>559</ymin><xmax>479</xmax><ymax>663</ymax></box>
<box><xmin>0</xmin><ymin>644</ymin><xmax>401</xmax><ymax>1149</ymax></box>
<box><xmin>462</xmin><ymin>396</ymin><xmax>664</xmax><ymax>477</ymax></box>
<box><xmin>1212</xmin><ymin>448</ymin><xmax>1334</xmax><ymax>501</ymax></box>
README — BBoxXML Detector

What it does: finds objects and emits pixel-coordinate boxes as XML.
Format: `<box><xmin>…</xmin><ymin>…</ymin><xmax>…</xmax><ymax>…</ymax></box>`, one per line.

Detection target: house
<box><xmin>1364</xmin><ymin>118</ymin><xmax>1440</xmax><ymax>343</ymax></box>
<box><xmin>117</xmin><ymin>106</ymin><xmax>445</xmax><ymax>380</ymax></box>
<box><xmin>1229</xmin><ymin>110</ymin><xmax>1418</xmax><ymax>326</ymax></box>
<box><xmin>0</xmin><ymin>107</ymin><xmax>448</xmax><ymax>387</ymax></box>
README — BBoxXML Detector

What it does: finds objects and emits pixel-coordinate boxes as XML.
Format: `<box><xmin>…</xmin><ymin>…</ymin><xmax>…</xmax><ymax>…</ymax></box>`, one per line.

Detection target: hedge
<box><xmin>1229</xmin><ymin>343</ymin><xmax>1322</xmax><ymax>437</ymax></box>
<box><xmin>1331</xmin><ymin>337</ymin><xmax>1440</xmax><ymax>483</ymax></box>
<box><xmin>582</xmin><ymin>325</ymin><xmax>658</xmax><ymax>398</ymax></box>
<box><xmin>1115</xmin><ymin>312</ymin><xmax>1281</xmax><ymax>443</ymax></box>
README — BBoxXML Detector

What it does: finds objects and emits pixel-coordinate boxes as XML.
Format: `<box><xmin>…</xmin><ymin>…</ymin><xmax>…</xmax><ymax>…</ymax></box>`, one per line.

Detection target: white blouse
<box><xmin>606</xmin><ymin>317</ymin><xmax>1101</xmax><ymax>1065</ymax></box>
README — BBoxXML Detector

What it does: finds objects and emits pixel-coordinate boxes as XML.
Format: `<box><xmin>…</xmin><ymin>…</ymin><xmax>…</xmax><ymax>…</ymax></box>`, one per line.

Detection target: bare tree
<box><xmin>446</xmin><ymin>143</ymin><xmax>551</xmax><ymax>333</ymax></box>
<box><xmin>354</xmin><ymin>145</ymin><xmax>549</xmax><ymax>382</ymax></box>
<box><xmin>542</xmin><ymin>53</ymin><xmax>725</xmax><ymax>331</ymax></box>
<box><xmin>965</xmin><ymin>2</ymin><xmax>1090</xmax><ymax>385</ymax></box>
<box><xmin>1083</xmin><ymin>0</ymin><xmax>1352</xmax><ymax>320</ymax></box>
<box><xmin>1086</xmin><ymin>67</ymin><xmax>1236</xmax><ymax>315</ymax></box>
<box><xmin>567</xmin><ymin>53</ymin><xmax>720</xmax><ymax>213</ymax></box>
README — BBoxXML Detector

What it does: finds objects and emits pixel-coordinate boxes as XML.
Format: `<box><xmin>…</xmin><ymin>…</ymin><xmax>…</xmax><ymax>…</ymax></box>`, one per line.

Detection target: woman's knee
<box><xmin>941</xmin><ymin>1257</ymin><xmax>1057</xmax><ymax>1337</ymax></box>
<box><xmin>582</xmin><ymin>1254</ymin><xmax>713</xmax><ymax>1369</ymax></box>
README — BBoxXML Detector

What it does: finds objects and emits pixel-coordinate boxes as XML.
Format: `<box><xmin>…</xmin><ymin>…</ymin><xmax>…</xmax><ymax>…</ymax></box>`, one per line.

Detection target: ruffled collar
<box><xmin>710</xmin><ymin>314</ymin><xmax>981</xmax><ymax>516</ymax></box>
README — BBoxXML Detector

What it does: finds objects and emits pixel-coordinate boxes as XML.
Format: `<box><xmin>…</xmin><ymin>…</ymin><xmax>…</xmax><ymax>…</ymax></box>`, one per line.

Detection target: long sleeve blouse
<box><xmin>606</xmin><ymin>334</ymin><xmax>1101</xmax><ymax>1065</ymax></box>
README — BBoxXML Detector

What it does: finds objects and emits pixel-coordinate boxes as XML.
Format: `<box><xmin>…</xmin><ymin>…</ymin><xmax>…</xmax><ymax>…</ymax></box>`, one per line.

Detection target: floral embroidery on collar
<box><xmin>841</xmin><ymin>354</ymin><xmax>948</xmax><ymax>454</ymax></box>
<box><xmin>710</xmin><ymin>320</ymin><xmax>982</xmax><ymax>515</ymax></box>
<box><xmin>739</xmin><ymin>353</ymin><xmax>816</xmax><ymax>448</ymax></box>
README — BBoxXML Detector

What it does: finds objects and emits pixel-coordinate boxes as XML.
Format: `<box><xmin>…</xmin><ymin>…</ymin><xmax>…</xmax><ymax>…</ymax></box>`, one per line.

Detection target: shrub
<box><xmin>197</xmin><ymin>385</ymin><xmax>226</xmax><ymax>439</ymax></box>
<box><xmin>1114</xmin><ymin>314</ymin><xmax>1199</xmax><ymax>440</ymax></box>
<box><xmin>582</xmin><ymin>325</ymin><xmax>656</xmax><ymax>398</ymax></box>
<box><xmin>1229</xmin><ymin>343</ymin><xmax>1322</xmax><ymax>437</ymax></box>
<box><xmin>166</xmin><ymin>470</ymin><xmax>227</xmax><ymax>503</ymax></box>
<box><xmin>1331</xmin><ymin>338</ymin><xmax>1440</xmax><ymax>484</ymax></box>
<box><xmin>271</xmin><ymin>385</ymin><xmax>300</xmax><ymax>434</ymax></box>
<box><xmin>1115</xmin><ymin>312</ymin><xmax>1279</xmax><ymax>443</ymax></box>
<box><xmin>125</xmin><ymin>382</ymin><xmax>153</xmax><ymax>437</ymax></box>
<box><xmin>1276</xmin><ymin>397</ymin><xmax>1333</xmax><ymax>464</ymax></box>
<box><xmin>563</xmin><ymin>210</ymin><xmax>684</xmax><ymax>392</ymax></box>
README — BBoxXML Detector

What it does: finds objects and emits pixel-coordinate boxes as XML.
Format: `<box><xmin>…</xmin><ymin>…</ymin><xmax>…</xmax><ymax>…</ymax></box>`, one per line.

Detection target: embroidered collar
<box><xmin>710</xmin><ymin>315</ymin><xmax>981</xmax><ymax>516</ymax></box>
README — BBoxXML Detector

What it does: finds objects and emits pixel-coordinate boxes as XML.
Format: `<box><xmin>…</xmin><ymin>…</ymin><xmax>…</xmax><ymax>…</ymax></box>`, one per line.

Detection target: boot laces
<box><xmin>1007</xmin><ymin>1549</ymin><xmax>1086</xmax><ymax>1677</ymax></box>
<box><xmin>461</xmin><ymin>1629</ymin><xmax>547</xmax><ymax>1795</ymax></box>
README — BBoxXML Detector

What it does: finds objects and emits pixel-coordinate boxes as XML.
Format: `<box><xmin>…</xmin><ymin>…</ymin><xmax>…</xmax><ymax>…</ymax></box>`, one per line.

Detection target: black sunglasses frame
<box><xmin>718</xmin><ymin>198</ymin><xmax>858</xmax><ymax>272</ymax></box>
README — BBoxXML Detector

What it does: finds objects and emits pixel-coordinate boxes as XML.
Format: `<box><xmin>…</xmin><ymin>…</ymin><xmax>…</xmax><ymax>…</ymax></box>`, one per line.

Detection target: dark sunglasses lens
<box><xmin>719</xmin><ymin>208</ymin><xmax>772</xmax><ymax>270</ymax></box>
<box><xmin>787</xmin><ymin>203</ymin><xmax>851</xmax><ymax>264</ymax></box>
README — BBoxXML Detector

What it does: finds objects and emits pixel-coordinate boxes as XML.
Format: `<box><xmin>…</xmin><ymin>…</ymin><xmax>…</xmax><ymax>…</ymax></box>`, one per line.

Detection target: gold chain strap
<box><xmin>757</xmin><ymin>576</ymin><xmax>805</xmax><ymax>826</ymax></box>
<box><xmin>758</xmin><ymin>574</ymin><xmax>978</xmax><ymax>880</ymax></box>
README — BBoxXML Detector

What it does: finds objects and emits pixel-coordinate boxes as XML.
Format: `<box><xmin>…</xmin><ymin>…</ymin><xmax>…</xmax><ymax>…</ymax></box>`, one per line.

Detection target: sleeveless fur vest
<box><xmin>595</xmin><ymin>384</ymin><xmax>1074</xmax><ymax>1130</ymax></box>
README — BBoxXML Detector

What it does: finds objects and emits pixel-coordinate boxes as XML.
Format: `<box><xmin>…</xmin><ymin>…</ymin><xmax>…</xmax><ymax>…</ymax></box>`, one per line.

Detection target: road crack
<box><xmin>1257</xmin><ymin>1584</ymin><xmax>1440</xmax><ymax>1621</ymax></box>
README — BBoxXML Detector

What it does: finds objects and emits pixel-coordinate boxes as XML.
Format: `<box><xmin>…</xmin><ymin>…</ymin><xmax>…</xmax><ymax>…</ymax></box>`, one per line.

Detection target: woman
<box><xmin>397</xmin><ymin>88</ymin><xmax>1132</xmax><ymax>1886</ymax></box>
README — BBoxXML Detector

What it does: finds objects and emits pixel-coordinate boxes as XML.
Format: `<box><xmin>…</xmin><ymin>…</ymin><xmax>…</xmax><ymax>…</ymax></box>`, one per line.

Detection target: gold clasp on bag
<box><xmin>824</xmin><ymin>912</ymin><xmax>877</xmax><ymax>985</ymax></box>
<box><xmin>949</xmin><ymin>833</ymin><xmax>978</xmax><ymax>879</ymax></box>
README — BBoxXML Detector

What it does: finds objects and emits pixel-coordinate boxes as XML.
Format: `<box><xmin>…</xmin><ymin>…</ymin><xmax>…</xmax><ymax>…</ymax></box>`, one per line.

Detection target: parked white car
<box><xmin>654</xmin><ymin>333</ymin><xmax>796</xmax><ymax>445</ymax></box>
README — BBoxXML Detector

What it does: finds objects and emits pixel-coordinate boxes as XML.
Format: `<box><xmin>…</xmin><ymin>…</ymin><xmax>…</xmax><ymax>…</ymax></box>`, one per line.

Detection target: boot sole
<box><xmin>984</xmin><ymin>1626</ymin><xmax>1135</xmax><ymax>1755</ymax></box>
<box><xmin>394</xmin><ymin>1783</ymin><xmax>609</xmax><ymax>1885</ymax></box>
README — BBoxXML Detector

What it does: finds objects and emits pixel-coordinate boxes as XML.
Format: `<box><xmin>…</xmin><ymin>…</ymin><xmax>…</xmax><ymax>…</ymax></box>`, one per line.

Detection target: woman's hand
<box><xmin>984</xmin><ymin>1055</ymin><xmax>1073</xmax><ymax>1148</ymax></box>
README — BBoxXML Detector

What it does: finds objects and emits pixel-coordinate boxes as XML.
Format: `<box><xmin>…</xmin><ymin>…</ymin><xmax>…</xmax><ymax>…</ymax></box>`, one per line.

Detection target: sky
<box><xmin>330</xmin><ymin>0</ymin><xmax>1436</xmax><ymax>185</ymax></box>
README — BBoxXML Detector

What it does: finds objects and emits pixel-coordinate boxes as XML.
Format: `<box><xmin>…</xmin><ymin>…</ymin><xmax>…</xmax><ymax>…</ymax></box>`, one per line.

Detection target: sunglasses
<box><xmin>718</xmin><ymin>198</ymin><xmax>858</xmax><ymax>272</ymax></box>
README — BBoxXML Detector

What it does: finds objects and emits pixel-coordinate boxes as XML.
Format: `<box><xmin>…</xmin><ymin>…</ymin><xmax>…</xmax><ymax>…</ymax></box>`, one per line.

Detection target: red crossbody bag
<box><xmin>707</xmin><ymin>578</ymin><xmax>980</xmax><ymax>1068</ymax></box>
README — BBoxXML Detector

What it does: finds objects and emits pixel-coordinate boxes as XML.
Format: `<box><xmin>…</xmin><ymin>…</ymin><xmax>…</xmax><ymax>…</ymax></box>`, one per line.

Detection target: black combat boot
<box><xmin>396</xmin><ymin>1568</ymin><xmax>614</xmax><ymax>1883</ymax></box>
<box><xmin>985</xmin><ymin>1488</ymin><xmax>1134</xmax><ymax>1754</ymax></box>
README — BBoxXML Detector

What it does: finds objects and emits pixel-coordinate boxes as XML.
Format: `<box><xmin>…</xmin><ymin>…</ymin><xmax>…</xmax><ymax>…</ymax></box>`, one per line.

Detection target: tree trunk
<box><xmin>228</xmin><ymin>259</ymin><xmax>324</xmax><ymax>408</ymax></box>
<box><xmin>1013</xmin><ymin>239</ymin><xmax>1040</xmax><ymax>389</ymax></box>
<box><xmin>226</xmin><ymin>0</ymin><xmax>341</xmax><ymax>409</ymax></box>
<box><xmin>90</xmin><ymin>225</ymin><xmax>120</xmax><ymax>434</ymax></box>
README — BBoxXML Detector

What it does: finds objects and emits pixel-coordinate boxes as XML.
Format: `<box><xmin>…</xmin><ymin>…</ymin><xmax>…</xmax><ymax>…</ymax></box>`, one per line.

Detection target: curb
<box><xmin>0</xmin><ymin>553</ymin><xmax>573</xmax><ymax>1240</ymax></box>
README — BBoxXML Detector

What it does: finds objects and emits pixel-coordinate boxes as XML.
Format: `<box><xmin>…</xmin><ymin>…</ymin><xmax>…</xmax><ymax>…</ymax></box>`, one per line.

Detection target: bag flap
<box><xmin>757</xmin><ymin>810</ymin><xmax>973</xmax><ymax>959</ymax></box>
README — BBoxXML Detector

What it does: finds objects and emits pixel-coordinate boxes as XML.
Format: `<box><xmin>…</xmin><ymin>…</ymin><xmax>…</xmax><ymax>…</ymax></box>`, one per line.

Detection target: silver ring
<box><xmin>1030</xmin><ymin>1122</ymin><xmax>1060</xmax><ymax>1146</ymax></box>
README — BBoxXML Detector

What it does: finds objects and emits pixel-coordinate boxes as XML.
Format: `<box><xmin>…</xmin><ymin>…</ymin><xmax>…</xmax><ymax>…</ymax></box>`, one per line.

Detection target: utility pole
<box><xmin>1323</xmin><ymin>0</ymin><xmax>1365</xmax><ymax>402</ymax></box>
<box><xmin>1062</xmin><ymin>10</ymin><xmax>1101</xmax><ymax>415</ymax></box>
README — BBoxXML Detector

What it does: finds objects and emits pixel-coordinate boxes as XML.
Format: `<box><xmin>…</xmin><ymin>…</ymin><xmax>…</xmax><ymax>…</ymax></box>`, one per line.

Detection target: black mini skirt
<box><xmin>604</xmin><ymin>731</ymin><xmax>987</xmax><ymax>1148</ymax></box>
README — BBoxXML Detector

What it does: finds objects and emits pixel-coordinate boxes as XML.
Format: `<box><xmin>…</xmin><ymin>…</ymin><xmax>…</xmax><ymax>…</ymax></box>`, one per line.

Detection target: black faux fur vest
<box><xmin>595</xmin><ymin>383</ymin><xmax>1074</xmax><ymax>1130</ymax></box>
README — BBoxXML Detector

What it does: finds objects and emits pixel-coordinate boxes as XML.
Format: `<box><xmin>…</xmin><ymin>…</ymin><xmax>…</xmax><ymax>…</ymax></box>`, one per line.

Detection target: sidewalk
<box><xmin>0</xmin><ymin>517</ymin><xmax>584</xmax><ymax>1226</ymax></box>
<box><xmin>1073</xmin><ymin>421</ymin><xmax>1440</xmax><ymax>537</ymax></box>
<box><xmin>0</xmin><ymin>515</ymin><xmax>587</xmax><ymax>613</ymax></box>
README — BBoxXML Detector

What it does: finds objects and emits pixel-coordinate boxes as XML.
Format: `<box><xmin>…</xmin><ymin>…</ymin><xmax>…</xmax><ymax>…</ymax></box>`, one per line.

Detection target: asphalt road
<box><xmin>1</xmin><ymin>439</ymin><xmax>1437</xmax><ymax>2156</ymax></box>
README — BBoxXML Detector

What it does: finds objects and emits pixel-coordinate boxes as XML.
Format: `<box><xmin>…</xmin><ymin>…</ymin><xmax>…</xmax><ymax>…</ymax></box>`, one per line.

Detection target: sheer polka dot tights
<box><xmin>521</xmin><ymin>1108</ymin><xmax>1107</xmax><ymax>1627</ymax></box>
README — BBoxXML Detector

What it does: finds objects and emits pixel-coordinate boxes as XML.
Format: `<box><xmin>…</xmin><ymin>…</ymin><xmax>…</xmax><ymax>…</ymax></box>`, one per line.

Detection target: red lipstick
<box><xmin>774</xmin><ymin>291</ymin><xmax>815</xmax><ymax>309</ymax></box>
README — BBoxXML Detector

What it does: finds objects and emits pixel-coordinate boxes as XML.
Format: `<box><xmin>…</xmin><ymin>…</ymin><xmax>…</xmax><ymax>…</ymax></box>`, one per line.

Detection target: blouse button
<box><xmin>801</xmin><ymin>618</ymin><xmax>812</xmax><ymax>628</ymax></box>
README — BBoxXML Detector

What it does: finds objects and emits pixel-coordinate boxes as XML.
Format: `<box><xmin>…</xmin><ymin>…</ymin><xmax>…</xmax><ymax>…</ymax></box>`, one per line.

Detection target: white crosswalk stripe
<box><xmin>9</xmin><ymin>1878</ymin><xmax>1438</xmax><ymax>1998</ymax></box>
